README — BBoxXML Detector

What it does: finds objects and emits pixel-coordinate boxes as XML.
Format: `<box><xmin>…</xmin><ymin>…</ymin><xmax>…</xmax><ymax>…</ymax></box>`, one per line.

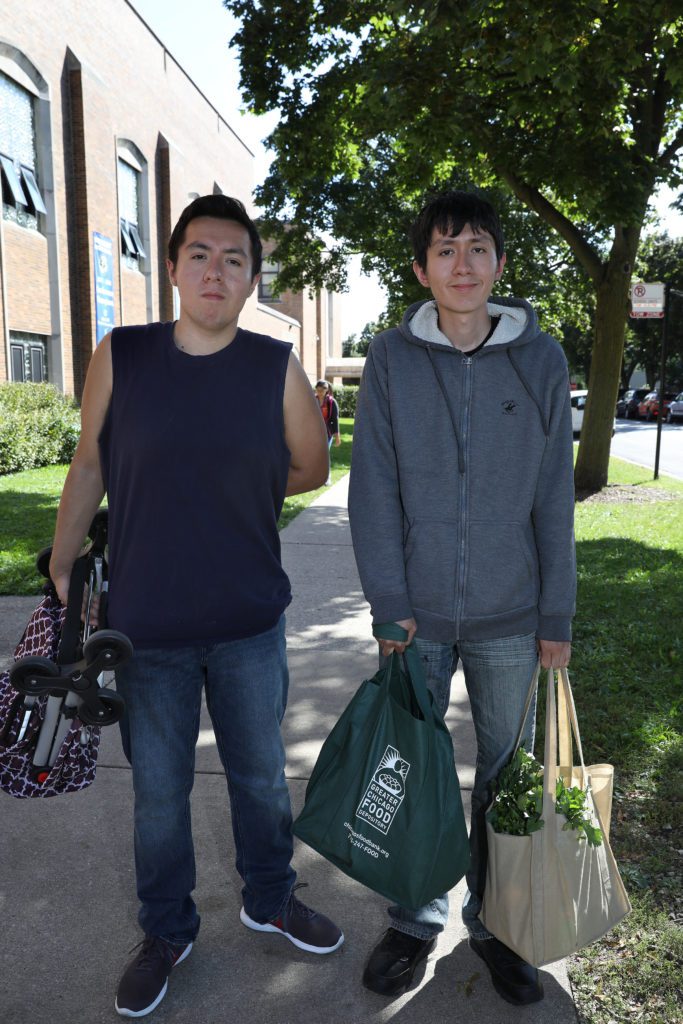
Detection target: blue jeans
<box><xmin>388</xmin><ymin>632</ymin><xmax>538</xmax><ymax>941</ymax></box>
<box><xmin>115</xmin><ymin>616</ymin><xmax>296</xmax><ymax>944</ymax></box>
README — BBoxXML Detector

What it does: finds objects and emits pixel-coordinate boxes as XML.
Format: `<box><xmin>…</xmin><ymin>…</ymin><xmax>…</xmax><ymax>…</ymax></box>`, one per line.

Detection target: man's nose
<box><xmin>452</xmin><ymin>248</ymin><xmax>471</xmax><ymax>273</ymax></box>
<box><xmin>204</xmin><ymin>257</ymin><xmax>223</xmax><ymax>279</ymax></box>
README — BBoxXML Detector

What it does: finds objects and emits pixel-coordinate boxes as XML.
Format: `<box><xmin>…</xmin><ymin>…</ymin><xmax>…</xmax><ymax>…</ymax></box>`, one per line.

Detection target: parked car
<box><xmin>637</xmin><ymin>391</ymin><xmax>678</xmax><ymax>421</ymax></box>
<box><xmin>570</xmin><ymin>390</ymin><xmax>588</xmax><ymax>436</ymax></box>
<box><xmin>616</xmin><ymin>387</ymin><xmax>649</xmax><ymax>418</ymax></box>
<box><xmin>571</xmin><ymin>389</ymin><xmax>616</xmax><ymax>437</ymax></box>
<box><xmin>667</xmin><ymin>392</ymin><xmax>683</xmax><ymax>424</ymax></box>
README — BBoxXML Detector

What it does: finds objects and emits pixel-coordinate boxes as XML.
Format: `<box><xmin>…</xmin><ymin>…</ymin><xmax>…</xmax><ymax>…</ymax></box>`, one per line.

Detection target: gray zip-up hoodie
<box><xmin>348</xmin><ymin>296</ymin><xmax>576</xmax><ymax>643</ymax></box>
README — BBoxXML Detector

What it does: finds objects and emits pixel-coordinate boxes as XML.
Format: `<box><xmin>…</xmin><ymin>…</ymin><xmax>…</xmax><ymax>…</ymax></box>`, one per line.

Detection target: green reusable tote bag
<box><xmin>293</xmin><ymin>626</ymin><xmax>470</xmax><ymax>910</ymax></box>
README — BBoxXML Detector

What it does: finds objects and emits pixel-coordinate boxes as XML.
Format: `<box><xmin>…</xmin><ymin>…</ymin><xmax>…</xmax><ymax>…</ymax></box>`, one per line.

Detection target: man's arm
<box><xmin>49</xmin><ymin>334</ymin><xmax>113</xmax><ymax>604</ymax></box>
<box><xmin>532</xmin><ymin>352</ymin><xmax>576</xmax><ymax>669</ymax></box>
<box><xmin>283</xmin><ymin>353</ymin><xmax>329</xmax><ymax>495</ymax></box>
<box><xmin>348</xmin><ymin>340</ymin><xmax>415</xmax><ymax>636</ymax></box>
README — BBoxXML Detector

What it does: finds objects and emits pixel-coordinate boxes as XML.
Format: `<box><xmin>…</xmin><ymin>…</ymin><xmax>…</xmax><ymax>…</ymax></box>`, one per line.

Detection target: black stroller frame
<box><xmin>6</xmin><ymin>509</ymin><xmax>131</xmax><ymax>784</ymax></box>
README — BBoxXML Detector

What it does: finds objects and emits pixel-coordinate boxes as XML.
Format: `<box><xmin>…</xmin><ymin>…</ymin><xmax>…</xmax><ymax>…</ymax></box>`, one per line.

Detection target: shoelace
<box><xmin>286</xmin><ymin>882</ymin><xmax>316</xmax><ymax>919</ymax></box>
<box><xmin>127</xmin><ymin>936</ymin><xmax>176</xmax><ymax>972</ymax></box>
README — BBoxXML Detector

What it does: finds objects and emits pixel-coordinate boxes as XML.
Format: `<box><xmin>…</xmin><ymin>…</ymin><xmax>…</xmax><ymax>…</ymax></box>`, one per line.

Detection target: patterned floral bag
<box><xmin>0</xmin><ymin>592</ymin><xmax>101</xmax><ymax>798</ymax></box>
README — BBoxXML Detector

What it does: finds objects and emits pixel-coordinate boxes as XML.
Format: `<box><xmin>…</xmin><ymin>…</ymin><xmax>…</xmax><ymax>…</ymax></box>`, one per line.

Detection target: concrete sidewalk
<box><xmin>1</xmin><ymin>477</ymin><xmax>578</xmax><ymax>1024</ymax></box>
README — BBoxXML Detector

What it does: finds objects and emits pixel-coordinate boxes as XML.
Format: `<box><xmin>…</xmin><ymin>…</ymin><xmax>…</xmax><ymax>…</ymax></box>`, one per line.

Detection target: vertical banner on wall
<box><xmin>93</xmin><ymin>232</ymin><xmax>115</xmax><ymax>344</ymax></box>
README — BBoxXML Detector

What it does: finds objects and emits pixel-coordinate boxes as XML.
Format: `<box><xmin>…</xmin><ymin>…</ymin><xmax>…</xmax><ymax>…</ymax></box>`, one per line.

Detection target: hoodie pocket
<box><xmin>464</xmin><ymin>521</ymin><xmax>538</xmax><ymax>619</ymax></box>
<box><xmin>404</xmin><ymin>517</ymin><xmax>458</xmax><ymax>619</ymax></box>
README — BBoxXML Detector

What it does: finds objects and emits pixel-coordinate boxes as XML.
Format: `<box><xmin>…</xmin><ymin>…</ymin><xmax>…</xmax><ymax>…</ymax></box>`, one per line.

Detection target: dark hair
<box><xmin>167</xmin><ymin>194</ymin><xmax>263</xmax><ymax>278</ymax></box>
<box><xmin>410</xmin><ymin>191</ymin><xmax>505</xmax><ymax>270</ymax></box>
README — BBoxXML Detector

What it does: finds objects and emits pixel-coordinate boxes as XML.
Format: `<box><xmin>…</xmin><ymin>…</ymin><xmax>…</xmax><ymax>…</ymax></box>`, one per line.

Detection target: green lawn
<box><xmin>565</xmin><ymin>459</ymin><xmax>683</xmax><ymax>1024</ymax></box>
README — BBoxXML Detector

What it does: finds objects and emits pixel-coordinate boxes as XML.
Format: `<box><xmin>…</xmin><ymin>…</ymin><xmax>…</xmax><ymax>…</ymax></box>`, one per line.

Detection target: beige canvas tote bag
<box><xmin>481</xmin><ymin>665</ymin><xmax>631</xmax><ymax>967</ymax></box>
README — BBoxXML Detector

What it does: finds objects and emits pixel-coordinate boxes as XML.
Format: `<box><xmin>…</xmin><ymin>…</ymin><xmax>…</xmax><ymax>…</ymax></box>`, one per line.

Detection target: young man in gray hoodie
<box><xmin>348</xmin><ymin>191</ymin><xmax>575</xmax><ymax>1006</ymax></box>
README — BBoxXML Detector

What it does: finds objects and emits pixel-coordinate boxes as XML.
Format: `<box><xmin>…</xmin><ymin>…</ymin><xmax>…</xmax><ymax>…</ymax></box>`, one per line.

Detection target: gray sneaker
<box><xmin>240</xmin><ymin>883</ymin><xmax>344</xmax><ymax>954</ymax></box>
<box><xmin>115</xmin><ymin>935</ymin><xmax>192</xmax><ymax>1018</ymax></box>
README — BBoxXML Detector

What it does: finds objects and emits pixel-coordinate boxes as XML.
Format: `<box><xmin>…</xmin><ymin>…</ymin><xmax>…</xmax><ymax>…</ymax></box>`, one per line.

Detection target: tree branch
<box><xmin>493</xmin><ymin>166</ymin><xmax>605</xmax><ymax>284</ymax></box>
<box><xmin>660</xmin><ymin>122</ymin><xmax>683</xmax><ymax>167</ymax></box>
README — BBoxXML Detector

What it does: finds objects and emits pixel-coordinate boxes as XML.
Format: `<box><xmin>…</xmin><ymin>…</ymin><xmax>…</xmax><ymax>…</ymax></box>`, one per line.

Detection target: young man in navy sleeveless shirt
<box><xmin>49</xmin><ymin>196</ymin><xmax>343</xmax><ymax>1018</ymax></box>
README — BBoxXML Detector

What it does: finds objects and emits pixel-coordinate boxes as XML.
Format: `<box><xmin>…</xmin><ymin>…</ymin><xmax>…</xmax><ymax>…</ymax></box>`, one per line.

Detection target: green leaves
<box><xmin>488</xmin><ymin>746</ymin><xmax>604</xmax><ymax>846</ymax></box>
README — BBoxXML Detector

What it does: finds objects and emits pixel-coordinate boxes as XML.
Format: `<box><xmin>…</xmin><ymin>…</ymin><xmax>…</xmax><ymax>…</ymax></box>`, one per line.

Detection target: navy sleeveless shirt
<box><xmin>98</xmin><ymin>322</ymin><xmax>293</xmax><ymax>648</ymax></box>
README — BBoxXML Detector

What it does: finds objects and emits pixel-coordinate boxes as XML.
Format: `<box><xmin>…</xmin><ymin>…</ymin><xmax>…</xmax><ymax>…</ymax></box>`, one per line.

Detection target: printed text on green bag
<box><xmin>356</xmin><ymin>745</ymin><xmax>411</xmax><ymax>835</ymax></box>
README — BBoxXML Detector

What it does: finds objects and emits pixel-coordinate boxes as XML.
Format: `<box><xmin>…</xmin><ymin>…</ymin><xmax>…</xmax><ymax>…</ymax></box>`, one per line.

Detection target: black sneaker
<box><xmin>240</xmin><ymin>883</ymin><xmax>344</xmax><ymax>954</ymax></box>
<box><xmin>115</xmin><ymin>936</ymin><xmax>193</xmax><ymax>1018</ymax></box>
<box><xmin>363</xmin><ymin>928</ymin><xmax>436</xmax><ymax>995</ymax></box>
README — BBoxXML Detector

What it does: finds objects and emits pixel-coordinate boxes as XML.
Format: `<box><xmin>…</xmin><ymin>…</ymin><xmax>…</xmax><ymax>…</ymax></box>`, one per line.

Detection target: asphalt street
<box><xmin>609</xmin><ymin>419</ymin><xmax>683</xmax><ymax>479</ymax></box>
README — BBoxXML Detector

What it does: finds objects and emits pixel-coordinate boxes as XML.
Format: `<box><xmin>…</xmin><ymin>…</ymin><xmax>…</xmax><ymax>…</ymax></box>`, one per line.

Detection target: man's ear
<box><xmin>413</xmin><ymin>260</ymin><xmax>430</xmax><ymax>289</ymax></box>
<box><xmin>166</xmin><ymin>258</ymin><xmax>177</xmax><ymax>287</ymax></box>
<box><xmin>249</xmin><ymin>272</ymin><xmax>261</xmax><ymax>296</ymax></box>
<box><xmin>495</xmin><ymin>252</ymin><xmax>507</xmax><ymax>280</ymax></box>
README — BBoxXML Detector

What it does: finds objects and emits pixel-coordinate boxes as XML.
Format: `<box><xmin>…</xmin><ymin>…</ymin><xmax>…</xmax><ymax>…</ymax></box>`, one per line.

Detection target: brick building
<box><xmin>0</xmin><ymin>0</ymin><xmax>341</xmax><ymax>397</ymax></box>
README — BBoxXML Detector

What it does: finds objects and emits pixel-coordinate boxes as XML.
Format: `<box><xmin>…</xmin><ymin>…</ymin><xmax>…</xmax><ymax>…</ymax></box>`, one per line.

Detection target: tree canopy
<box><xmin>226</xmin><ymin>0</ymin><xmax>683</xmax><ymax>490</ymax></box>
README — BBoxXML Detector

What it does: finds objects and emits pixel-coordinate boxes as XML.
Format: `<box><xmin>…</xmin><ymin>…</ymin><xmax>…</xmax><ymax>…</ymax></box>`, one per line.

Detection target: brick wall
<box><xmin>0</xmin><ymin>0</ymin><xmax>342</xmax><ymax>395</ymax></box>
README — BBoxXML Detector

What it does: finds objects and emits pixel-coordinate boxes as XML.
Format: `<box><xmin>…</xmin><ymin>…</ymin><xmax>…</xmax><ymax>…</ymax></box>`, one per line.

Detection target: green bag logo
<box><xmin>356</xmin><ymin>745</ymin><xmax>411</xmax><ymax>835</ymax></box>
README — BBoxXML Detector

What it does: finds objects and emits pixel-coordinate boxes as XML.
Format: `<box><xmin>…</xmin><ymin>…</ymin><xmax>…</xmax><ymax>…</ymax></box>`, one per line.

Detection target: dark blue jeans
<box><xmin>115</xmin><ymin>617</ymin><xmax>296</xmax><ymax>944</ymax></box>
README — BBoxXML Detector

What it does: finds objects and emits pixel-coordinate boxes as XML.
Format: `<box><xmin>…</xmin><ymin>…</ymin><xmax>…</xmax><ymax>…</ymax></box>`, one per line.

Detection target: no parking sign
<box><xmin>630</xmin><ymin>281</ymin><xmax>665</xmax><ymax>318</ymax></box>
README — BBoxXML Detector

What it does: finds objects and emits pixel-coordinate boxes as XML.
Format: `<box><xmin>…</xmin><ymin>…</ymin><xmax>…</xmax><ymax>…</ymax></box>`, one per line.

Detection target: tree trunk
<box><xmin>574</xmin><ymin>233</ymin><xmax>640</xmax><ymax>493</ymax></box>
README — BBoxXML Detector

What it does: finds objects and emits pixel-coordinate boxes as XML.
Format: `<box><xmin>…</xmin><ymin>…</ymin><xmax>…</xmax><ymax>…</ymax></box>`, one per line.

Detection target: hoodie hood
<box><xmin>403</xmin><ymin>296</ymin><xmax>539</xmax><ymax>352</ymax></box>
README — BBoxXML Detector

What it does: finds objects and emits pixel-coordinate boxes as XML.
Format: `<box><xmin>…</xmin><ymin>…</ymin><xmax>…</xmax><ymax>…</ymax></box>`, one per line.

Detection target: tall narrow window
<box><xmin>259</xmin><ymin>259</ymin><xmax>280</xmax><ymax>302</ymax></box>
<box><xmin>0</xmin><ymin>72</ymin><xmax>46</xmax><ymax>229</ymax></box>
<box><xmin>118</xmin><ymin>157</ymin><xmax>146</xmax><ymax>268</ymax></box>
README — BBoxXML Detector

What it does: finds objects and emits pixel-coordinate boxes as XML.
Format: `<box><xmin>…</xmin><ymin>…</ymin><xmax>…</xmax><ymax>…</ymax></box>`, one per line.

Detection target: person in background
<box><xmin>314</xmin><ymin>379</ymin><xmax>341</xmax><ymax>484</ymax></box>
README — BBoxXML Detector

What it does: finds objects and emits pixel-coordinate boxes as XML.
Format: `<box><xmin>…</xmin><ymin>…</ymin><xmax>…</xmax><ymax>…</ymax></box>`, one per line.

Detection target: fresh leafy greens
<box><xmin>488</xmin><ymin>747</ymin><xmax>603</xmax><ymax>846</ymax></box>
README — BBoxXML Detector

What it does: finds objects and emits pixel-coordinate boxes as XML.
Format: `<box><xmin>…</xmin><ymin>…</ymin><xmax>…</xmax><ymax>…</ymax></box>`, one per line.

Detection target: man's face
<box><xmin>413</xmin><ymin>224</ymin><xmax>506</xmax><ymax>316</ymax></box>
<box><xmin>166</xmin><ymin>217</ymin><xmax>259</xmax><ymax>334</ymax></box>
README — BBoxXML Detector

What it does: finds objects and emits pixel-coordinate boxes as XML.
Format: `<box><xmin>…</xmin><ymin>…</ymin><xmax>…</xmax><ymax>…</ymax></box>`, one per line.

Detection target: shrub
<box><xmin>332</xmin><ymin>384</ymin><xmax>359</xmax><ymax>418</ymax></box>
<box><xmin>0</xmin><ymin>383</ymin><xmax>81</xmax><ymax>475</ymax></box>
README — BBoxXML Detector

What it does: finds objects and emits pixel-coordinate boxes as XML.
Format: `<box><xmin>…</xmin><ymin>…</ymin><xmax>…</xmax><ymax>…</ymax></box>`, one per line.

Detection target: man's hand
<box><xmin>334</xmin><ymin>433</ymin><xmax>342</xmax><ymax>447</ymax></box>
<box><xmin>377</xmin><ymin>618</ymin><xmax>417</xmax><ymax>657</ymax></box>
<box><xmin>538</xmin><ymin>639</ymin><xmax>571</xmax><ymax>668</ymax></box>
<box><xmin>50</xmin><ymin>569</ymin><xmax>71</xmax><ymax>607</ymax></box>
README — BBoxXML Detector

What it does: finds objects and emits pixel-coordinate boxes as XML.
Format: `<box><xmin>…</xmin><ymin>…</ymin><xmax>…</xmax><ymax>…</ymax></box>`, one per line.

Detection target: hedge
<box><xmin>0</xmin><ymin>382</ymin><xmax>81</xmax><ymax>475</ymax></box>
<box><xmin>331</xmin><ymin>384</ymin><xmax>358</xmax><ymax>418</ymax></box>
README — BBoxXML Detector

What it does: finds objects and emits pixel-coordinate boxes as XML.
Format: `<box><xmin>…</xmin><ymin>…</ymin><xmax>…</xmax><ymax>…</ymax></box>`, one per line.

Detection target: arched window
<box><xmin>116</xmin><ymin>140</ymin><xmax>148</xmax><ymax>270</ymax></box>
<box><xmin>0</xmin><ymin>51</ymin><xmax>48</xmax><ymax>231</ymax></box>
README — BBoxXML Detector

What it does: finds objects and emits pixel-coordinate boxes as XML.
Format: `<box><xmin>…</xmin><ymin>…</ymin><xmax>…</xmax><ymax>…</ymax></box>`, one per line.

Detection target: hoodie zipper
<box><xmin>454</xmin><ymin>356</ymin><xmax>473</xmax><ymax>638</ymax></box>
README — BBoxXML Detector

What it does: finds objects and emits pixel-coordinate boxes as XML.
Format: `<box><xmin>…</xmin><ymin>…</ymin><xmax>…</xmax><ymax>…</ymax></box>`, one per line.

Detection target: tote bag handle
<box><xmin>543</xmin><ymin>667</ymin><xmax>589</xmax><ymax>814</ymax></box>
<box><xmin>512</xmin><ymin>659</ymin><xmax>541</xmax><ymax>756</ymax></box>
<box><xmin>373</xmin><ymin>623</ymin><xmax>433</xmax><ymax>724</ymax></box>
<box><xmin>512</xmin><ymin>664</ymin><xmax>590</xmax><ymax>794</ymax></box>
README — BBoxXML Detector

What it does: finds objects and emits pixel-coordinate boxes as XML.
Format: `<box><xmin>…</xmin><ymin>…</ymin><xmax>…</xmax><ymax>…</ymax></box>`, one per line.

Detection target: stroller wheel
<box><xmin>10</xmin><ymin>656</ymin><xmax>60</xmax><ymax>692</ymax></box>
<box><xmin>83</xmin><ymin>630</ymin><xmax>134</xmax><ymax>669</ymax></box>
<box><xmin>79</xmin><ymin>690</ymin><xmax>125</xmax><ymax>726</ymax></box>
